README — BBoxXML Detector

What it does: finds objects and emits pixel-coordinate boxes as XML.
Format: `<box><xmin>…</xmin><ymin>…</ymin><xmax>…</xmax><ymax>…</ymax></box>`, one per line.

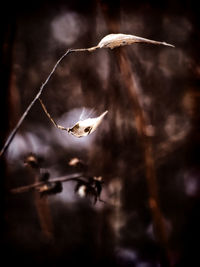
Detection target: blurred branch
<box><xmin>11</xmin><ymin>171</ymin><xmax>112</xmax><ymax>206</ymax></box>
<box><xmin>34</xmin><ymin>189</ymin><xmax>54</xmax><ymax>240</ymax></box>
<box><xmin>24</xmin><ymin>155</ymin><xmax>54</xmax><ymax>240</ymax></box>
<box><xmin>116</xmin><ymin>43</ymin><xmax>170</xmax><ymax>267</ymax></box>
<box><xmin>132</xmin><ymin>134</ymin><xmax>186</xmax><ymax>177</ymax></box>
<box><xmin>11</xmin><ymin>173</ymin><xmax>83</xmax><ymax>194</ymax></box>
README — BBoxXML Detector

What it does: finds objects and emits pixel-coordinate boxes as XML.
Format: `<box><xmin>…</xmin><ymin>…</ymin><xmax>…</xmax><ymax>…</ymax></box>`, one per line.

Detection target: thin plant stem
<box><xmin>0</xmin><ymin>46</ymin><xmax>98</xmax><ymax>157</ymax></box>
<box><xmin>10</xmin><ymin>172</ymin><xmax>83</xmax><ymax>193</ymax></box>
<box><xmin>39</xmin><ymin>98</ymin><xmax>68</xmax><ymax>131</ymax></box>
<box><xmin>0</xmin><ymin>49</ymin><xmax>71</xmax><ymax>156</ymax></box>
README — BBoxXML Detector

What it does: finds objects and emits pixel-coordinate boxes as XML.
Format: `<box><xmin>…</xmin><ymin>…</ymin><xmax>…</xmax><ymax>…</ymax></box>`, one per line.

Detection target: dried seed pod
<box><xmin>98</xmin><ymin>33</ymin><xmax>175</xmax><ymax>49</ymax></box>
<box><xmin>68</xmin><ymin>110</ymin><xmax>108</xmax><ymax>138</ymax></box>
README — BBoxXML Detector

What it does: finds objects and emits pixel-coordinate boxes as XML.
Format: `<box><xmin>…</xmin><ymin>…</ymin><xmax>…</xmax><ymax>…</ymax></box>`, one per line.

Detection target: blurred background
<box><xmin>1</xmin><ymin>0</ymin><xmax>200</xmax><ymax>266</ymax></box>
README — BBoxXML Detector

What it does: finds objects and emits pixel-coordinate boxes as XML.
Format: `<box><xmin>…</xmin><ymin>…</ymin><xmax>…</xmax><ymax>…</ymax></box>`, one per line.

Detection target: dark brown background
<box><xmin>1</xmin><ymin>1</ymin><xmax>200</xmax><ymax>266</ymax></box>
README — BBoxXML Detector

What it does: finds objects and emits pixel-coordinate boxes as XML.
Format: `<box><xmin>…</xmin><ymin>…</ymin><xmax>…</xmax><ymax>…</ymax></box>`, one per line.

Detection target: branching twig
<box><xmin>11</xmin><ymin>172</ymin><xmax>112</xmax><ymax>206</ymax></box>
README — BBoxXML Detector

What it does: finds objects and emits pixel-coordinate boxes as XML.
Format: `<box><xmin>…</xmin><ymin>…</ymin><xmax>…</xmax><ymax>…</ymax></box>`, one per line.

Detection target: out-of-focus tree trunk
<box><xmin>0</xmin><ymin>7</ymin><xmax>16</xmax><ymax>241</ymax></box>
<box><xmin>98</xmin><ymin>1</ymin><xmax>170</xmax><ymax>266</ymax></box>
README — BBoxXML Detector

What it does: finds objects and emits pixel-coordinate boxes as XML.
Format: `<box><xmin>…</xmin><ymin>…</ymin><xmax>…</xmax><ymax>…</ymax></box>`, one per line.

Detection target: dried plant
<box><xmin>4</xmin><ymin>31</ymin><xmax>174</xmax><ymax>262</ymax></box>
<box><xmin>0</xmin><ymin>33</ymin><xmax>174</xmax><ymax>157</ymax></box>
<box><xmin>39</xmin><ymin>98</ymin><xmax>108</xmax><ymax>137</ymax></box>
<box><xmin>11</xmin><ymin>155</ymin><xmax>106</xmax><ymax>205</ymax></box>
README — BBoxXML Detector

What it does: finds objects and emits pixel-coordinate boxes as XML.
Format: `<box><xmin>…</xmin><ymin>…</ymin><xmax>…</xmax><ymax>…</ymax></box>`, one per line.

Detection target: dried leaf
<box><xmin>97</xmin><ymin>33</ymin><xmax>175</xmax><ymax>49</ymax></box>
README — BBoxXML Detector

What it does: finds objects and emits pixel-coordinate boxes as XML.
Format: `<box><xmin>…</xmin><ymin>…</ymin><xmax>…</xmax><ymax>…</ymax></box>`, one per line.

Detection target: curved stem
<box><xmin>39</xmin><ymin>98</ymin><xmax>68</xmax><ymax>131</ymax></box>
<box><xmin>0</xmin><ymin>45</ymin><xmax>101</xmax><ymax>158</ymax></box>
<box><xmin>0</xmin><ymin>49</ymin><xmax>74</xmax><ymax>157</ymax></box>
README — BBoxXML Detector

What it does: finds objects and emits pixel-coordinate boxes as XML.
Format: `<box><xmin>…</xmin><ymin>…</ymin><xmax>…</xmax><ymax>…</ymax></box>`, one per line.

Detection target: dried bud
<box><xmin>24</xmin><ymin>154</ymin><xmax>39</xmax><ymax>169</ymax></box>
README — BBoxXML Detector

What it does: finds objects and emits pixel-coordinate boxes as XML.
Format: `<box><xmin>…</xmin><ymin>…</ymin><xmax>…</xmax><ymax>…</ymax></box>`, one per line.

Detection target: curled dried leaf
<box><xmin>97</xmin><ymin>33</ymin><xmax>175</xmax><ymax>49</ymax></box>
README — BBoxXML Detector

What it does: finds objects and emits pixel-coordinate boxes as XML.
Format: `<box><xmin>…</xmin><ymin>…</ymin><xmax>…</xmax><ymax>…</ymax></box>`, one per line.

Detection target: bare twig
<box><xmin>10</xmin><ymin>172</ymin><xmax>83</xmax><ymax>194</ymax></box>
